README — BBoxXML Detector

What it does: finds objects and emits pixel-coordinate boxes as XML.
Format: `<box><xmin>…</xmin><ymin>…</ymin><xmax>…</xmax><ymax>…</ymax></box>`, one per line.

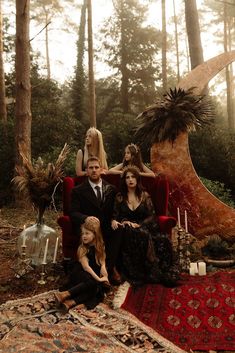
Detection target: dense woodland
<box><xmin>0</xmin><ymin>0</ymin><xmax>235</xmax><ymax>208</ymax></box>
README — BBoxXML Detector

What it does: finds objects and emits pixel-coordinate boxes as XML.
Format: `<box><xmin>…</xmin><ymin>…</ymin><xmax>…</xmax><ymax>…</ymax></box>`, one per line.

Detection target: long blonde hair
<box><xmin>84</xmin><ymin>127</ymin><xmax>108</xmax><ymax>169</ymax></box>
<box><xmin>77</xmin><ymin>218</ymin><xmax>106</xmax><ymax>265</ymax></box>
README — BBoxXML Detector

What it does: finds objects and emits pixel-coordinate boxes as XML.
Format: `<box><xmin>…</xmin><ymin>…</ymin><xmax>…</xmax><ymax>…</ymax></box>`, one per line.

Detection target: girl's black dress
<box><xmin>113</xmin><ymin>192</ymin><xmax>180</xmax><ymax>286</ymax></box>
<box><xmin>64</xmin><ymin>245</ymin><xmax>107</xmax><ymax>309</ymax></box>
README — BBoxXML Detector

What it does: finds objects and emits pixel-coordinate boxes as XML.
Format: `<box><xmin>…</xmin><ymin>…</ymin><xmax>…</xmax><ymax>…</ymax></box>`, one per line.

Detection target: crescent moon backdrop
<box><xmin>151</xmin><ymin>52</ymin><xmax>235</xmax><ymax>240</ymax></box>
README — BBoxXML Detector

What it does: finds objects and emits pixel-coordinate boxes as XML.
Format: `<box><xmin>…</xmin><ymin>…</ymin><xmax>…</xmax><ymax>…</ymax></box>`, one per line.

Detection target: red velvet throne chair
<box><xmin>57</xmin><ymin>174</ymin><xmax>176</xmax><ymax>259</ymax></box>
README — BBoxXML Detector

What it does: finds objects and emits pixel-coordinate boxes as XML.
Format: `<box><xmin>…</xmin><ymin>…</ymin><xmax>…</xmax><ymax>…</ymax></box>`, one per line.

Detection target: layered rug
<box><xmin>0</xmin><ymin>290</ymin><xmax>186</xmax><ymax>353</ymax></box>
<box><xmin>120</xmin><ymin>270</ymin><xmax>235</xmax><ymax>351</ymax></box>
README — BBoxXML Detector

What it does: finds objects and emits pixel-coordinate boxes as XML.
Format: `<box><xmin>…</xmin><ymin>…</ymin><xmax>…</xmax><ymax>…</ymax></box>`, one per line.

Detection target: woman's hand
<box><xmin>101</xmin><ymin>168</ymin><xmax>108</xmax><ymax>174</ymax></box>
<box><xmin>122</xmin><ymin>221</ymin><xmax>140</xmax><ymax>228</ymax></box>
<box><xmin>111</xmin><ymin>220</ymin><xmax>123</xmax><ymax>230</ymax></box>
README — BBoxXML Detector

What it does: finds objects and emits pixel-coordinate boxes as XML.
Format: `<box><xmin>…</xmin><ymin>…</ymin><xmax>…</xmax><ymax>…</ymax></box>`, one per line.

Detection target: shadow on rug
<box><xmin>0</xmin><ymin>290</ymin><xmax>186</xmax><ymax>353</ymax></box>
<box><xmin>121</xmin><ymin>270</ymin><xmax>235</xmax><ymax>351</ymax></box>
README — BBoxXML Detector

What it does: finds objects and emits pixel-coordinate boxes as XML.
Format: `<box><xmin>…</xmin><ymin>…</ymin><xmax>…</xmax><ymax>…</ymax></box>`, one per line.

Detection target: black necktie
<box><xmin>95</xmin><ymin>185</ymin><xmax>102</xmax><ymax>204</ymax></box>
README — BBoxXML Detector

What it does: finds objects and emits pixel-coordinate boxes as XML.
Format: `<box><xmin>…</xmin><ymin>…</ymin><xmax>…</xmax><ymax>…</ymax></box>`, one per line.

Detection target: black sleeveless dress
<box><xmin>64</xmin><ymin>246</ymin><xmax>107</xmax><ymax>309</ymax></box>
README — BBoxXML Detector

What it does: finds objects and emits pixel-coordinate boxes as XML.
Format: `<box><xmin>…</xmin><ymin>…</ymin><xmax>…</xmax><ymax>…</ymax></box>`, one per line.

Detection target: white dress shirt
<box><xmin>89</xmin><ymin>180</ymin><xmax>103</xmax><ymax>199</ymax></box>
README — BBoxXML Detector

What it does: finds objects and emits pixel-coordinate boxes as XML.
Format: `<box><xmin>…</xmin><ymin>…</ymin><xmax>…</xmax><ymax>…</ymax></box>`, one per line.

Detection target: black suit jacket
<box><xmin>69</xmin><ymin>178</ymin><xmax>117</xmax><ymax>239</ymax></box>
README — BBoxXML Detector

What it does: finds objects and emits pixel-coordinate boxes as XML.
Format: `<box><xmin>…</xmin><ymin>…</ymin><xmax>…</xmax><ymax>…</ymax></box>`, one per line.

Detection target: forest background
<box><xmin>0</xmin><ymin>0</ymin><xmax>235</xmax><ymax>210</ymax></box>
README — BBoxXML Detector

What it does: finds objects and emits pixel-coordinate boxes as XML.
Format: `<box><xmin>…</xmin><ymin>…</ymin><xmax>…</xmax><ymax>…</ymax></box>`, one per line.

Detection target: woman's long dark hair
<box><xmin>120</xmin><ymin>165</ymin><xmax>144</xmax><ymax>200</ymax></box>
<box><xmin>122</xmin><ymin>144</ymin><xmax>144</xmax><ymax>171</ymax></box>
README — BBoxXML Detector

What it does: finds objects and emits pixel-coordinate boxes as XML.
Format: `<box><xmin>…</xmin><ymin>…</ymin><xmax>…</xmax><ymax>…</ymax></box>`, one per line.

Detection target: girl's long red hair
<box><xmin>77</xmin><ymin>218</ymin><xmax>105</xmax><ymax>265</ymax></box>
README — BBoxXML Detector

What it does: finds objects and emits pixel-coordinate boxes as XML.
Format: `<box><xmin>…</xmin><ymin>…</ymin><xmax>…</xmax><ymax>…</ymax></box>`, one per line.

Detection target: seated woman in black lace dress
<box><xmin>111</xmin><ymin>166</ymin><xmax>180</xmax><ymax>287</ymax></box>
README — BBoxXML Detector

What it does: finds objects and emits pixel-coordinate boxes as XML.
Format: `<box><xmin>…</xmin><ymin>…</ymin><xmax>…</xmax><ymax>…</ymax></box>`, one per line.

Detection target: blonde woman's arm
<box><xmin>107</xmin><ymin>163</ymin><xmax>123</xmax><ymax>174</ymax></box>
<box><xmin>75</xmin><ymin>149</ymin><xmax>87</xmax><ymax>176</ymax></box>
<box><xmin>140</xmin><ymin>163</ymin><xmax>155</xmax><ymax>177</ymax></box>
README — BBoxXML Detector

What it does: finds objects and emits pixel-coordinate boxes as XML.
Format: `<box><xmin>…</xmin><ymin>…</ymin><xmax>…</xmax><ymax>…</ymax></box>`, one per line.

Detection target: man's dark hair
<box><xmin>87</xmin><ymin>156</ymin><xmax>101</xmax><ymax>167</ymax></box>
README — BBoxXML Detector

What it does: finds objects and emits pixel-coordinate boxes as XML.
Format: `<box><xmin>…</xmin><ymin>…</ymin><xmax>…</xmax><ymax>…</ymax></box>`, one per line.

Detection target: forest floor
<box><xmin>0</xmin><ymin>207</ymin><xmax>67</xmax><ymax>305</ymax></box>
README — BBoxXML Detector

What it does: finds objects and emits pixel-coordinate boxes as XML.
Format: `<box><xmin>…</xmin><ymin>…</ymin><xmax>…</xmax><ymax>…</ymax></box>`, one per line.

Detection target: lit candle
<box><xmin>184</xmin><ymin>210</ymin><xmax>188</xmax><ymax>233</ymax></box>
<box><xmin>177</xmin><ymin>207</ymin><xmax>181</xmax><ymax>228</ymax></box>
<box><xmin>52</xmin><ymin>237</ymin><xmax>59</xmax><ymax>263</ymax></box>
<box><xmin>42</xmin><ymin>238</ymin><xmax>49</xmax><ymax>264</ymax></box>
<box><xmin>198</xmin><ymin>261</ymin><xmax>206</xmax><ymax>276</ymax></box>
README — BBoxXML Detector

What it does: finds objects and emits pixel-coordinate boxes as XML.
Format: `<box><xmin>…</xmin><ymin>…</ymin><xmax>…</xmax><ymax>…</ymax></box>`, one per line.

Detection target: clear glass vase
<box><xmin>17</xmin><ymin>221</ymin><xmax>58</xmax><ymax>266</ymax></box>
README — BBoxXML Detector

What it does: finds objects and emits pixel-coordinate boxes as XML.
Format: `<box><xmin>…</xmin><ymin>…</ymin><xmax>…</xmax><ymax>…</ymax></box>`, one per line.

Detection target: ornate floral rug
<box><xmin>121</xmin><ymin>270</ymin><xmax>235</xmax><ymax>351</ymax></box>
<box><xmin>0</xmin><ymin>290</ymin><xmax>186</xmax><ymax>353</ymax></box>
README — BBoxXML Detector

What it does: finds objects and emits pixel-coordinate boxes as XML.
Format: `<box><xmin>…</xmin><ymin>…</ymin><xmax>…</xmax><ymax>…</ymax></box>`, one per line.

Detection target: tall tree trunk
<box><xmin>87</xmin><ymin>0</ymin><xmax>96</xmax><ymax>127</ymax></box>
<box><xmin>161</xmin><ymin>0</ymin><xmax>167</xmax><ymax>90</ymax></box>
<box><xmin>173</xmin><ymin>0</ymin><xmax>180</xmax><ymax>82</ymax></box>
<box><xmin>184</xmin><ymin>0</ymin><xmax>204</xmax><ymax>70</ymax></box>
<box><xmin>224</xmin><ymin>3</ymin><xmax>234</xmax><ymax>130</ymax></box>
<box><xmin>15</xmin><ymin>0</ymin><xmax>31</xmax><ymax>167</ymax></box>
<box><xmin>72</xmin><ymin>0</ymin><xmax>87</xmax><ymax>123</ymax></box>
<box><xmin>120</xmin><ymin>0</ymin><xmax>129</xmax><ymax>113</ymax></box>
<box><xmin>0</xmin><ymin>0</ymin><xmax>7</xmax><ymax>124</ymax></box>
<box><xmin>45</xmin><ymin>10</ymin><xmax>51</xmax><ymax>80</ymax></box>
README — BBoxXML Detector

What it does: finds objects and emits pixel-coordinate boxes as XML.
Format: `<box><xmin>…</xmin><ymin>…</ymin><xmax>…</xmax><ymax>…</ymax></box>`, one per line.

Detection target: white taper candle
<box><xmin>42</xmin><ymin>238</ymin><xmax>49</xmax><ymax>264</ymax></box>
<box><xmin>177</xmin><ymin>207</ymin><xmax>181</xmax><ymax>228</ymax></box>
<box><xmin>52</xmin><ymin>237</ymin><xmax>59</xmax><ymax>263</ymax></box>
<box><xmin>22</xmin><ymin>225</ymin><xmax>26</xmax><ymax>247</ymax></box>
<box><xmin>184</xmin><ymin>210</ymin><xmax>188</xmax><ymax>233</ymax></box>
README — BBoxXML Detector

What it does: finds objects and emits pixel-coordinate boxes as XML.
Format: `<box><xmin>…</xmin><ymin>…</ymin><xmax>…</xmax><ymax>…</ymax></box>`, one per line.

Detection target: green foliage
<box><xmin>200</xmin><ymin>177</ymin><xmax>235</xmax><ymax>208</ymax></box>
<box><xmin>99</xmin><ymin>0</ymin><xmax>161</xmax><ymax>113</ymax></box>
<box><xmin>1</xmin><ymin>65</ymin><xmax>79</xmax><ymax>206</ymax></box>
<box><xmin>40</xmin><ymin>147</ymin><xmax>77</xmax><ymax>177</ymax></box>
<box><xmin>100</xmin><ymin>109</ymin><xmax>137</xmax><ymax>165</ymax></box>
<box><xmin>189</xmin><ymin>124</ymin><xmax>235</xmax><ymax>201</ymax></box>
<box><xmin>30</xmin><ymin>66</ymin><xmax>78</xmax><ymax>156</ymax></box>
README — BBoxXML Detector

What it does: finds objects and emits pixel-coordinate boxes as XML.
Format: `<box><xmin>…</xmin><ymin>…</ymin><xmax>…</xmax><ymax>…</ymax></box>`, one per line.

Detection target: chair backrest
<box><xmin>62</xmin><ymin>174</ymin><xmax>169</xmax><ymax>217</ymax></box>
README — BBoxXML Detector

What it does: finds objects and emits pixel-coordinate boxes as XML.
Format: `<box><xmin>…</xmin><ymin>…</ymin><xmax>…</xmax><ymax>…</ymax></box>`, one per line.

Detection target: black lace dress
<box><xmin>113</xmin><ymin>192</ymin><xmax>180</xmax><ymax>286</ymax></box>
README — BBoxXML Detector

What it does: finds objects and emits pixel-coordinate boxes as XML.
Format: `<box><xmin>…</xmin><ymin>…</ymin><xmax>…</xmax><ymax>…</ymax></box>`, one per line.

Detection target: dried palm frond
<box><xmin>12</xmin><ymin>143</ymin><xmax>70</xmax><ymax>218</ymax></box>
<box><xmin>135</xmin><ymin>87</ymin><xmax>215</xmax><ymax>145</ymax></box>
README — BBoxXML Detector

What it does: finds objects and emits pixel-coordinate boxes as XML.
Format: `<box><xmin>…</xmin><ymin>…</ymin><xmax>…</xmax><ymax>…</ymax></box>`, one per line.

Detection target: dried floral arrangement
<box><xmin>135</xmin><ymin>87</ymin><xmax>215</xmax><ymax>145</ymax></box>
<box><xmin>12</xmin><ymin>143</ymin><xmax>70</xmax><ymax>222</ymax></box>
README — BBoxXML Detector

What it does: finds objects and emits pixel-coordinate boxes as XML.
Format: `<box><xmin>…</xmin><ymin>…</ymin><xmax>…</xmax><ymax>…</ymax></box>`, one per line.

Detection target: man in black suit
<box><xmin>70</xmin><ymin>156</ymin><xmax>121</xmax><ymax>284</ymax></box>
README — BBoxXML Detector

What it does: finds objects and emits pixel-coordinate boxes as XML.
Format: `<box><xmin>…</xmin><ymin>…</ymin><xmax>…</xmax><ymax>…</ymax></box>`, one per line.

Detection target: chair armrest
<box><xmin>158</xmin><ymin>215</ymin><xmax>177</xmax><ymax>234</ymax></box>
<box><xmin>57</xmin><ymin>215</ymin><xmax>79</xmax><ymax>259</ymax></box>
<box><xmin>57</xmin><ymin>215</ymin><xmax>73</xmax><ymax>234</ymax></box>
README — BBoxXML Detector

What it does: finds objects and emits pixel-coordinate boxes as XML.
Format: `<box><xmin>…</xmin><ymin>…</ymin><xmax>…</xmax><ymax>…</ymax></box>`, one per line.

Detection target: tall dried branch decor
<box><xmin>135</xmin><ymin>87</ymin><xmax>215</xmax><ymax>145</ymax></box>
<box><xmin>12</xmin><ymin>143</ymin><xmax>70</xmax><ymax>221</ymax></box>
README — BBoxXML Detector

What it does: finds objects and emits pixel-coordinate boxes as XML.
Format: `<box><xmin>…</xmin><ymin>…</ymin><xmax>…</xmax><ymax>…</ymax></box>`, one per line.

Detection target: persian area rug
<box><xmin>121</xmin><ymin>270</ymin><xmax>235</xmax><ymax>351</ymax></box>
<box><xmin>0</xmin><ymin>290</ymin><xmax>186</xmax><ymax>353</ymax></box>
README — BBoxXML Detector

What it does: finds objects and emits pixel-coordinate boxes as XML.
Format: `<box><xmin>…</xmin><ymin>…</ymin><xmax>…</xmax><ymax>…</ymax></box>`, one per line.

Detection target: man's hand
<box><xmin>85</xmin><ymin>216</ymin><xmax>100</xmax><ymax>224</ymax></box>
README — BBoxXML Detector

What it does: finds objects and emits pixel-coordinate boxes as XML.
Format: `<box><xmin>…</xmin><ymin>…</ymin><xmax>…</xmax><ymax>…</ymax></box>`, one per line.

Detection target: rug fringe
<box><xmin>112</xmin><ymin>281</ymin><xmax>130</xmax><ymax>309</ymax></box>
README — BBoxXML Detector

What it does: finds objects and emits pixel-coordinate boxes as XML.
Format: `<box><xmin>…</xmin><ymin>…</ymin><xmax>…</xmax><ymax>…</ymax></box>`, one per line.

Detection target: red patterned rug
<box><xmin>121</xmin><ymin>270</ymin><xmax>235</xmax><ymax>351</ymax></box>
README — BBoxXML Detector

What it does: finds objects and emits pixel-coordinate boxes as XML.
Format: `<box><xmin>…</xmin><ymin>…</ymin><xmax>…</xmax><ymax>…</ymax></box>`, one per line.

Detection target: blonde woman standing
<box><xmin>76</xmin><ymin>127</ymin><xmax>108</xmax><ymax>176</ymax></box>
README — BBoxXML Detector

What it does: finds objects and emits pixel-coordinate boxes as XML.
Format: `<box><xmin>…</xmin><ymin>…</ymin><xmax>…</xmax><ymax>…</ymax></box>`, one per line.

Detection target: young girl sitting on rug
<box><xmin>54</xmin><ymin>218</ymin><xmax>110</xmax><ymax>312</ymax></box>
